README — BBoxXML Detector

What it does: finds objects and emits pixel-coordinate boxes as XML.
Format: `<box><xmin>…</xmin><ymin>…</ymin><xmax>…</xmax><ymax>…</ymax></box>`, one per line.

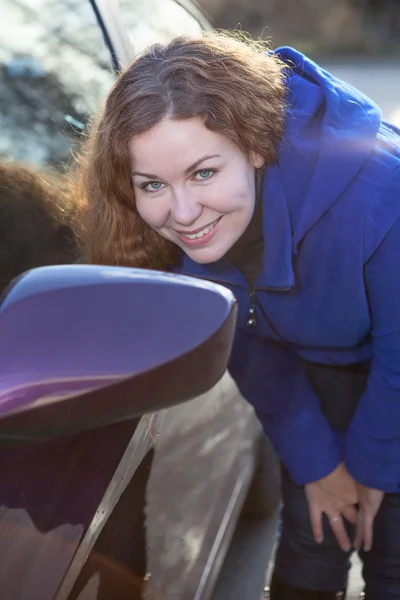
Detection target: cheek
<box><xmin>212</xmin><ymin>170</ymin><xmax>255</xmax><ymax>213</ymax></box>
<box><xmin>135</xmin><ymin>195</ymin><xmax>169</xmax><ymax>229</ymax></box>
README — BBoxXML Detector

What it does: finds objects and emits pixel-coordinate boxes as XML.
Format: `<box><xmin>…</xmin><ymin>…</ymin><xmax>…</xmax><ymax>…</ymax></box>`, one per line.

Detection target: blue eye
<box><xmin>142</xmin><ymin>181</ymin><xmax>165</xmax><ymax>192</ymax></box>
<box><xmin>194</xmin><ymin>169</ymin><xmax>215</xmax><ymax>180</ymax></box>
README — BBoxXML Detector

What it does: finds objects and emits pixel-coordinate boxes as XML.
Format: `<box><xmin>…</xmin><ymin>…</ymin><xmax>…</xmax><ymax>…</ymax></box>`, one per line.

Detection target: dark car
<box><xmin>0</xmin><ymin>2</ymin><xmax>280</xmax><ymax>599</ymax></box>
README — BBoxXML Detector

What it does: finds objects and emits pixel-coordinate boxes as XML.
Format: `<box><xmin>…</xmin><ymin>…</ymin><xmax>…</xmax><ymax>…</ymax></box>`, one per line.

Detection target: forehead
<box><xmin>128</xmin><ymin>117</ymin><xmax>234</xmax><ymax>172</ymax></box>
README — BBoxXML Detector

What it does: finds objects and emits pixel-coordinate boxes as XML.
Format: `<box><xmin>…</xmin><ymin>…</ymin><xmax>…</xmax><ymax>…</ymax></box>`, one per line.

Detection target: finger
<box><xmin>354</xmin><ymin>507</ymin><xmax>364</xmax><ymax>550</ymax></box>
<box><xmin>309</xmin><ymin>505</ymin><xmax>324</xmax><ymax>544</ymax></box>
<box><xmin>363</xmin><ymin>509</ymin><xmax>375</xmax><ymax>552</ymax></box>
<box><xmin>341</xmin><ymin>504</ymin><xmax>358</xmax><ymax>526</ymax></box>
<box><xmin>329</xmin><ymin>515</ymin><xmax>351</xmax><ymax>552</ymax></box>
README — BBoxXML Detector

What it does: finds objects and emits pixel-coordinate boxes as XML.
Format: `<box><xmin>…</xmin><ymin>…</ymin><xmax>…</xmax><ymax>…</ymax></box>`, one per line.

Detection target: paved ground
<box><xmin>213</xmin><ymin>59</ymin><xmax>400</xmax><ymax>600</ymax></box>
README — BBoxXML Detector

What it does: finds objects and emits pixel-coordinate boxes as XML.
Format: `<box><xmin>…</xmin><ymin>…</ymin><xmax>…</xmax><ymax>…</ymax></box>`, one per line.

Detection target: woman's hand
<box><xmin>354</xmin><ymin>484</ymin><xmax>384</xmax><ymax>552</ymax></box>
<box><xmin>305</xmin><ymin>463</ymin><xmax>358</xmax><ymax>551</ymax></box>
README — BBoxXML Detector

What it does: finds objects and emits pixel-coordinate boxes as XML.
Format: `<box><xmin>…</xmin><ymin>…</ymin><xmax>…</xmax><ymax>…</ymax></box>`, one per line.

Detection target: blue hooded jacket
<box><xmin>174</xmin><ymin>47</ymin><xmax>400</xmax><ymax>492</ymax></box>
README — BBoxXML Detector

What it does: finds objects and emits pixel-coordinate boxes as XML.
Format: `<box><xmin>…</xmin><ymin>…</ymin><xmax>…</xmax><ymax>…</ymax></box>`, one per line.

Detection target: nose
<box><xmin>170</xmin><ymin>188</ymin><xmax>202</xmax><ymax>226</ymax></box>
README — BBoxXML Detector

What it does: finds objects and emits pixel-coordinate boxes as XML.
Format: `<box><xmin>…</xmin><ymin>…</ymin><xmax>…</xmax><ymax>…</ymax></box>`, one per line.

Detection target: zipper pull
<box><xmin>247</xmin><ymin>290</ymin><xmax>257</xmax><ymax>327</ymax></box>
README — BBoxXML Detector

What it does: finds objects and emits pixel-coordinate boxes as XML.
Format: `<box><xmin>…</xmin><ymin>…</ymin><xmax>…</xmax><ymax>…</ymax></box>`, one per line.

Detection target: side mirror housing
<box><xmin>0</xmin><ymin>265</ymin><xmax>237</xmax><ymax>443</ymax></box>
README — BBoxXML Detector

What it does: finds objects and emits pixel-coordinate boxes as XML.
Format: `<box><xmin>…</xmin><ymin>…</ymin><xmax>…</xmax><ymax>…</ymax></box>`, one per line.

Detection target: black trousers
<box><xmin>274</xmin><ymin>361</ymin><xmax>400</xmax><ymax>599</ymax></box>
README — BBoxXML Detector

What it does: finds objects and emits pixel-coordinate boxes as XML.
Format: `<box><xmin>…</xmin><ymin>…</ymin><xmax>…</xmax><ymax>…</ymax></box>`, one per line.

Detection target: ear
<box><xmin>250</xmin><ymin>152</ymin><xmax>265</xmax><ymax>169</ymax></box>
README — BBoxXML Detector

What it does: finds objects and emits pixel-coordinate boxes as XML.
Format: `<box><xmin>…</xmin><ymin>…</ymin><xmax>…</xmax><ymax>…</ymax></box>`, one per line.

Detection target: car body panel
<box><xmin>143</xmin><ymin>374</ymin><xmax>263</xmax><ymax>600</ymax></box>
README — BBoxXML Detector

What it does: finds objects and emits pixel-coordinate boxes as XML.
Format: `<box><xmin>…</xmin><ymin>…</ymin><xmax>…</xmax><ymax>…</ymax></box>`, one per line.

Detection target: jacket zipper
<box><xmin>247</xmin><ymin>290</ymin><xmax>257</xmax><ymax>327</ymax></box>
<box><xmin>186</xmin><ymin>274</ymin><xmax>291</xmax><ymax>329</ymax></box>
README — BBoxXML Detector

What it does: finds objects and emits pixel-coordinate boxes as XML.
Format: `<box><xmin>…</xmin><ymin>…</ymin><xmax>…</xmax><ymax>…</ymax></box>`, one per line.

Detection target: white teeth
<box><xmin>184</xmin><ymin>219</ymin><xmax>219</xmax><ymax>240</ymax></box>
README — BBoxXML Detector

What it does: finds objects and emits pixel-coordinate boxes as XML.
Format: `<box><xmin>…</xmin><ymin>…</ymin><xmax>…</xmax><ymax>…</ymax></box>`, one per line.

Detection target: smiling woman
<box><xmin>72</xmin><ymin>29</ymin><xmax>400</xmax><ymax>600</ymax></box>
<box><xmin>72</xmin><ymin>32</ymin><xmax>285</xmax><ymax>269</ymax></box>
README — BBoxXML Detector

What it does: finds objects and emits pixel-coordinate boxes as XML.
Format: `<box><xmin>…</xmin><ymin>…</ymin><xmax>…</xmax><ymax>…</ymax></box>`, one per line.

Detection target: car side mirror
<box><xmin>0</xmin><ymin>265</ymin><xmax>237</xmax><ymax>443</ymax></box>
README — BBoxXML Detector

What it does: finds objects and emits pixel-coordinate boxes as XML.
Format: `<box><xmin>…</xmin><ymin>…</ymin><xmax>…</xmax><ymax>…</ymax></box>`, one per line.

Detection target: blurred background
<box><xmin>198</xmin><ymin>0</ymin><xmax>400</xmax><ymax>56</ymax></box>
<box><xmin>197</xmin><ymin>0</ymin><xmax>400</xmax><ymax>131</ymax></box>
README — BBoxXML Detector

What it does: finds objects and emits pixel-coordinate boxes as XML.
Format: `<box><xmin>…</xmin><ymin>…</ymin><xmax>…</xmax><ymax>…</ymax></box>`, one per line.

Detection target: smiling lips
<box><xmin>175</xmin><ymin>217</ymin><xmax>222</xmax><ymax>247</ymax></box>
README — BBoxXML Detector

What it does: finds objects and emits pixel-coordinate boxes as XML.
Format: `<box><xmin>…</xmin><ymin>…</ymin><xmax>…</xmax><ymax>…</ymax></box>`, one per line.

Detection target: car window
<box><xmin>0</xmin><ymin>0</ymin><xmax>115</xmax><ymax>171</ymax></box>
<box><xmin>118</xmin><ymin>0</ymin><xmax>206</xmax><ymax>55</ymax></box>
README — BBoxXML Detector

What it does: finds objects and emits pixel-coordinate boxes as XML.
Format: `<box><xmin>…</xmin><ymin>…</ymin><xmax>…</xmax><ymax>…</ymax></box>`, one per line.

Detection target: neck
<box><xmin>227</xmin><ymin>197</ymin><xmax>263</xmax><ymax>260</ymax></box>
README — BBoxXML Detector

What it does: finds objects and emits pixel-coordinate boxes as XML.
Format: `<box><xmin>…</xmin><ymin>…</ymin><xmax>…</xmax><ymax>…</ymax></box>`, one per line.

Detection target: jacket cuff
<box><xmin>345</xmin><ymin>430</ymin><xmax>400</xmax><ymax>493</ymax></box>
<box><xmin>257</xmin><ymin>407</ymin><xmax>341</xmax><ymax>486</ymax></box>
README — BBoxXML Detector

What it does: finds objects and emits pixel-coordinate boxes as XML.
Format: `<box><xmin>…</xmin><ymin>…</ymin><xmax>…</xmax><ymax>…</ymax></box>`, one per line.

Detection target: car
<box><xmin>0</xmin><ymin>2</ymin><xmax>280</xmax><ymax>599</ymax></box>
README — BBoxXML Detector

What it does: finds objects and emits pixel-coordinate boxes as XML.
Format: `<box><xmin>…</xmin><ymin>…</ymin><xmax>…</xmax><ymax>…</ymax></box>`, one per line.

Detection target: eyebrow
<box><xmin>131</xmin><ymin>154</ymin><xmax>221</xmax><ymax>180</ymax></box>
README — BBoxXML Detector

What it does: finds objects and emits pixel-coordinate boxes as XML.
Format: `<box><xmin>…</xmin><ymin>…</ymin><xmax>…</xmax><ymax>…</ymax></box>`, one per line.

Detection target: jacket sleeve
<box><xmin>228</xmin><ymin>331</ymin><xmax>341</xmax><ymax>486</ymax></box>
<box><xmin>344</xmin><ymin>215</ymin><xmax>400</xmax><ymax>492</ymax></box>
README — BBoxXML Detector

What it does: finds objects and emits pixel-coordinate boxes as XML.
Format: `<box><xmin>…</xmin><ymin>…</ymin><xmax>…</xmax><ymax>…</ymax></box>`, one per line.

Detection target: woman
<box><xmin>73</xmin><ymin>33</ymin><xmax>400</xmax><ymax>599</ymax></box>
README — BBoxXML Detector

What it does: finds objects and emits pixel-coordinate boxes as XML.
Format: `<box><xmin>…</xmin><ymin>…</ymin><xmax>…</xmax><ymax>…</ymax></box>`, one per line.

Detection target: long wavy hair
<box><xmin>0</xmin><ymin>161</ymin><xmax>76</xmax><ymax>292</ymax></box>
<box><xmin>73</xmin><ymin>32</ymin><xmax>287</xmax><ymax>269</ymax></box>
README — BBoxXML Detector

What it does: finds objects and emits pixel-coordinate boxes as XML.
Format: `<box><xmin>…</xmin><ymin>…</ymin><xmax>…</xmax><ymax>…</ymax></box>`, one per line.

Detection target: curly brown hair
<box><xmin>73</xmin><ymin>32</ymin><xmax>287</xmax><ymax>270</ymax></box>
<box><xmin>0</xmin><ymin>161</ymin><xmax>76</xmax><ymax>292</ymax></box>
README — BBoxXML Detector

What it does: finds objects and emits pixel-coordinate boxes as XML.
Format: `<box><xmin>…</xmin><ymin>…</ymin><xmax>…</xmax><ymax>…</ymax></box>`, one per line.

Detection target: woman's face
<box><xmin>129</xmin><ymin>117</ymin><xmax>264</xmax><ymax>264</ymax></box>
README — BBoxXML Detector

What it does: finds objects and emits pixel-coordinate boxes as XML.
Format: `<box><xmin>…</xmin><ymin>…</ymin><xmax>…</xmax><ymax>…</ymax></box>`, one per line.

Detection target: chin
<box><xmin>190</xmin><ymin>255</ymin><xmax>219</xmax><ymax>265</ymax></box>
<box><xmin>185</xmin><ymin>245</ymin><xmax>229</xmax><ymax>265</ymax></box>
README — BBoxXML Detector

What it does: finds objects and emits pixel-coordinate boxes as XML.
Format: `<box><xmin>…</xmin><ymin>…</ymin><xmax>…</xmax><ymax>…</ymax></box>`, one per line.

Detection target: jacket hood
<box><xmin>175</xmin><ymin>47</ymin><xmax>383</xmax><ymax>289</ymax></box>
<box><xmin>274</xmin><ymin>47</ymin><xmax>382</xmax><ymax>250</ymax></box>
